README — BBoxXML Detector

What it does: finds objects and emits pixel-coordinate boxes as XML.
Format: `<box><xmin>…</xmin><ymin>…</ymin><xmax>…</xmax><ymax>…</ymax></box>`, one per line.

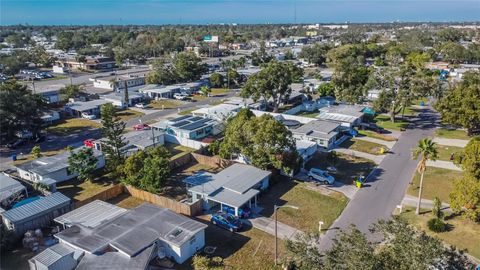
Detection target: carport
<box><xmin>207</xmin><ymin>187</ymin><xmax>259</xmax><ymax>216</ymax></box>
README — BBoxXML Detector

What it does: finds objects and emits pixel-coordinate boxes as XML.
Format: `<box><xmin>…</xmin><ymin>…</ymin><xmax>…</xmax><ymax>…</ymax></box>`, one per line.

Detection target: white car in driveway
<box><xmin>173</xmin><ymin>93</ymin><xmax>189</xmax><ymax>100</ymax></box>
<box><xmin>81</xmin><ymin>112</ymin><xmax>96</xmax><ymax>120</ymax></box>
<box><xmin>307</xmin><ymin>168</ymin><xmax>335</xmax><ymax>185</ymax></box>
<box><xmin>135</xmin><ymin>102</ymin><xmax>147</xmax><ymax>109</ymax></box>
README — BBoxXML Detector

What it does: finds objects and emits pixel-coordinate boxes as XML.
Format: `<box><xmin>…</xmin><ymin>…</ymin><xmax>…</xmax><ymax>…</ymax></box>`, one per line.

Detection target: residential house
<box><xmin>224</xmin><ymin>97</ymin><xmax>266</xmax><ymax>111</ymax></box>
<box><xmin>41</xmin><ymin>110</ymin><xmax>61</xmax><ymax>125</ymax></box>
<box><xmin>185</xmin><ymin>163</ymin><xmax>271</xmax><ymax>216</ymax></box>
<box><xmin>292</xmin><ymin>119</ymin><xmax>342</xmax><ymax>149</ymax></box>
<box><xmin>152</xmin><ymin>115</ymin><xmax>220</xmax><ymax>140</ymax></box>
<box><xmin>317</xmin><ymin>104</ymin><xmax>367</xmax><ymax>128</ymax></box>
<box><xmin>32</xmin><ymin>84</ymin><xmax>64</xmax><ymax>104</ymax></box>
<box><xmin>296</xmin><ymin>140</ymin><xmax>318</xmax><ymax>166</ymax></box>
<box><xmin>101</xmin><ymin>92</ymin><xmax>144</xmax><ymax>108</ymax></box>
<box><xmin>54</xmin><ymin>203</ymin><xmax>207</xmax><ymax>265</ymax></box>
<box><xmin>0</xmin><ymin>174</ymin><xmax>27</xmax><ymax>208</ymax></box>
<box><xmin>15</xmin><ymin>148</ymin><xmax>105</xmax><ymax>184</ymax></box>
<box><xmin>191</xmin><ymin>103</ymin><xmax>242</xmax><ymax>121</ymax></box>
<box><xmin>64</xmin><ymin>99</ymin><xmax>111</xmax><ymax>118</ymax></box>
<box><xmin>89</xmin><ymin>130</ymin><xmax>165</xmax><ymax>156</ymax></box>
<box><xmin>139</xmin><ymin>84</ymin><xmax>180</xmax><ymax>99</ymax></box>
<box><xmin>1</xmin><ymin>192</ymin><xmax>72</xmax><ymax>237</ymax></box>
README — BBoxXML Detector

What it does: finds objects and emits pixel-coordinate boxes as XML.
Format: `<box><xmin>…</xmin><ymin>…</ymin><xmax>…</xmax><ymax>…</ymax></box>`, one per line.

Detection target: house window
<box><xmin>189</xmin><ymin>235</ymin><xmax>196</xmax><ymax>245</ymax></box>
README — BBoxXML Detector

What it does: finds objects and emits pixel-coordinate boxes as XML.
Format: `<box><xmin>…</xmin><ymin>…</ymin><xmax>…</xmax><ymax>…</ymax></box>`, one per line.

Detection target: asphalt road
<box><xmin>0</xmin><ymin>90</ymin><xmax>238</xmax><ymax>170</ymax></box>
<box><xmin>318</xmin><ymin>107</ymin><xmax>438</xmax><ymax>250</ymax></box>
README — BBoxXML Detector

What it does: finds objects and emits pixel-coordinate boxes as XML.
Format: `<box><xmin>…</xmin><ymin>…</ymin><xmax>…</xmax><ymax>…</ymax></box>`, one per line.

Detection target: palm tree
<box><xmin>411</xmin><ymin>138</ymin><xmax>438</xmax><ymax>215</ymax></box>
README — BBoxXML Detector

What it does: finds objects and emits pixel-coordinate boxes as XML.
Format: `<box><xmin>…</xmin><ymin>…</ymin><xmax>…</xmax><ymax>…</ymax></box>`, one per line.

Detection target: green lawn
<box><xmin>148</xmin><ymin>99</ymin><xmax>184</xmax><ymax>109</ymax></box>
<box><xmin>164</xmin><ymin>142</ymin><xmax>196</xmax><ymax>160</ymax></box>
<box><xmin>178</xmin><ymin>225</ymin><xmax>285</xmax><ymax>270</ymax></box>
<box><xmin>296</xmin><ymin>111</ymin><xmax>319</xmax><ymax>118</ymax></box>
<box><xmin>357</xmin><ymin>129</ymin><xmax>397</xmax><ymax>142</ymax></box>
<box><xmin>305</xmin><ymin>152</ymin><xmax>376</xmax><ymax>184</ymax></box>
<box><xmin>373</xmin><ymin>115</ymin><xmax>409</xmax><ymax>131</ymax></box>
<box><xmin>340</xmin><ymin>138</ymin><xmax>387</xmax><ymax>155</ymax></box>
<box><xmin>116</xmin><ymin>109</ymin><xmax>144</xmax><ymax>121</ymax></box>
<box><xmin>407</xmin><ymin>167</ymin><xmax>463</xmax><ymax>202</ymax></box>
<box><xmin>56</xmin><ymin>175</ymin><xmax>117</xmax><ymax>202</ymax></box>
<box><xmin>400</xmin><ymin>207</ymin><xmax>480</xmax><ymax>260</ymax></box>
<box><xmin>210</xmin><ymin>88</ymin><xmax>230</xmax><ymax>96</ymax></box>
<box><xmin>260</xmin><ymin>180</ymin><xmax>348</xmax><ymax>232</ymax></box>
<box><xmin>436</xmin><ymin>144</ymin><xmax>464</xmax><ymax>161</ymax></box>
<box><xmin>46</xmin><ymin>118</ymin><xmax>101</xmax><ymax>135</ymax></box>
<box><xmin>42</xmin><ymin>75</ymin><xmax>68</xmax><ymax>81</ymax></box>
<box><xmin>178</xmin><ymin>108</ymin><xmax>197</xmax><ymax>116</ymax></box>
<box><xmin>435</xmin><ymin>128</ymin><xmax>470</xmax><ymax>140</ymax></box>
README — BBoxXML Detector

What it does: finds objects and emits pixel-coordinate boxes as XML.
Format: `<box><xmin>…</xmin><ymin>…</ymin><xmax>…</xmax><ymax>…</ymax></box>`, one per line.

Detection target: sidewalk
<box><xmin>433</xmin><ymin>137</ymin><xmax>469</xmax><ymax>148</ymax></box>
<box><xmin>402</xmin><ymin>194</ymin><xmax>452</xmax><ymax>212</ymax></box>
<box><xmin>354</xmin><ymin>136</ymin><xmax>396</xmax><ymax>149</ymax></box>
<box><xmin>335</xmin><ymin>148</ymin><xmax>385</xmax><ymax>165</ymax></box>
<box><xmin>247</xmin><ymin>215</ymin><xmax>303</xmax><ymax>240</ymax></box>
<box><xmin>426</xmin><ymin>160</ymin><xmax>462</xmax><ymax>171</ymax></box>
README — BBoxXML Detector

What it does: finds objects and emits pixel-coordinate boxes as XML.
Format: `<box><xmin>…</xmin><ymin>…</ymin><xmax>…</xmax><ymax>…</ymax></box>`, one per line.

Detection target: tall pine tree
<box><xmin>101</xmin><ymin>103</ymin><xmax>127</xmax><ymax>171</ymax></box>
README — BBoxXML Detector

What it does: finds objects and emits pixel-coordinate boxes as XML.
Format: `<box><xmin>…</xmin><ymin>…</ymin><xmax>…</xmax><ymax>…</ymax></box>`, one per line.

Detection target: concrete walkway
<box><xmin>335</xmin><ymin>148</ymin><xmax>385</xmax><ymax>165</ymax></box>
<box><xmin>355</xmin><ymin>136</ymin><xmax>396</xmax><ymax>149</ymax></box>
<box><xmin>433</xmin><ymin>137</ymin><xmax>469</xmax><ymax>148</ymax></box>
<box><xmin>402</xmin><ymin>194</ymin><xmax>452</xmax><ymax>212</ymax></box>
<box><xmin>426</xmin><ymin>160</ymin><xmax>462</xmax><ymax>171</ymax></box>
<box><xmin>247</xmin><ymin>215</ymin><xmax>303</xmax><ymax>240</ymax></box>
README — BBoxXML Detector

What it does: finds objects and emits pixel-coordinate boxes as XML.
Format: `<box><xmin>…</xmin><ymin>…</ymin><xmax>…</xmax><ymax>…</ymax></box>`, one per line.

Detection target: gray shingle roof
<box><xmin>1</xmin><ymin>192</ymin><xmax>71</xmax><ymax>223</ymax></box>
<box><xmin>292</xmin><ymin>120</ymin><xmax>340</xmax><ymax>140</ymax></box>
<box><xmin>76</xmin><ymin>244</ymin><xmax>155</xmax><ymax>270</ymax></box>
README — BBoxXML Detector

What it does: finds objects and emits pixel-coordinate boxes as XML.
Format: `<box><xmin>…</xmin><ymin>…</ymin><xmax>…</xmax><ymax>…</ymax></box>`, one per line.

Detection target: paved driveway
<box><xmin>318</xmin><ymin>107</ymin><xmax>438</xmax><ymax>250</ymax></box>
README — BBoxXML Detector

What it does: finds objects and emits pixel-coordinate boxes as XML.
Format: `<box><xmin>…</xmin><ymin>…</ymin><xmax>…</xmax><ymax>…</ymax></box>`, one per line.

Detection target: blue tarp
<box><xmin>12</xmin><ymin>196</ymin><xmax>40</xmax><ymax>208</ymax></box>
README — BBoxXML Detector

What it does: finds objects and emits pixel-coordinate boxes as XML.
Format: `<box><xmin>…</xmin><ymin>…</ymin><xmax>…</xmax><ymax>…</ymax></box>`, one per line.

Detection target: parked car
<box><xmin>7</xmin><ymin>139</ymin><xmax>27</xmax><ymax>149</ymax></box>
<box><xmin>211</xmin><ymin>212</ymin><xmax>243</xmax><ymax>232</ymax></box>
<box><xmin>358</xmin><ymin>122</ymin><xmax>385</xmax><ymax>134</ymax></box>
<box><xmin>81</xmin><ymin>112</ymin><xmax>96</xmax><ymax>120</ymax></box>
<box><xmin>135</xmin><ymin>103</ymin><xmax>147</xmax><ymax>109</ymax></box>
<box><xmin>133</xmin><ymin>123</ymin><xmax>150</xmax><ymax>130</ymax></box>
<box><xmin>222</xmin><ymin>205</ymin><xmax>251</xmax><ymax>218</ymax></box>
<box><xmin>173</xmin><ymin>93</ymin><xmax>188</xmax><ymax>100</ymax></box>
<box><xmin>308</xmin><ymin>168</ymin><xmax>335</xmax><ymax>184</ymax></box>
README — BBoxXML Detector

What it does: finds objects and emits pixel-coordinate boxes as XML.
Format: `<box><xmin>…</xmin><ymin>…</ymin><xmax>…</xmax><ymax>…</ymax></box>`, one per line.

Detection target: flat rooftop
<box><xmin>54</xmin><ymin>200</ymin><xmax>127</xmax><ymax>229</ymax></box>
<box><xmin>55</xmin><ymin>203</ymin><xmax>207</xmax><ymax>256</ymax></box>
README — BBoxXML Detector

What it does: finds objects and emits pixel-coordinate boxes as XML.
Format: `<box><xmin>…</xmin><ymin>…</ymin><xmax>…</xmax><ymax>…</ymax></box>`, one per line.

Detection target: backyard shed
<box><xmin>1</xmin><ymin>192</ymin><xmax>72</xmax><ymax>236</ymax></box>
<box><xmin>0</xmin><ymin>174</ymin><xmax>27</xmax><ymax>207</ymax></box>
<box><xmin>28</xmin><ymin>243</ymin><xmax>84</xmax><ymax>270</ymax></box>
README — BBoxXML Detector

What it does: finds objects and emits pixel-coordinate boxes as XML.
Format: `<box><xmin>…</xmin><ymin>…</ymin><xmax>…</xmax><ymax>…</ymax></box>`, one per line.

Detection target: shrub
<box><xmin>427</xmin><ymin>218</ymin><xmax>447</xmax><ymax>233</ymax></box>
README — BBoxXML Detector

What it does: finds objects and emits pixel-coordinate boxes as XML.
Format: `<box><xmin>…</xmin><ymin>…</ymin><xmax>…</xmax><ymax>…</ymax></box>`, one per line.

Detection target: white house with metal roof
<box><xmin>64</xmin><ymin>99</ymin><xmax>111</xmax><ymax>118</ymax></box>
<box><xmin>317</xmin><ymin>104</ymin><xmax>367</xmax><ymax>128</ymax></box>
<box><xmin>15</xmin><ymin>148</ymin><xmax>105</xmax><ymax>183</ymax></box>
<box><xmin>54</xmin><ymin>200</ymin><xmax>127</xmax><ymax>229</ymax></box>
<box><xmin>55</xmin><ymin>203</ymin><xmax>207</xmax><ymax>265</ymax></box>
<box><xmin>185</xmin><ymin>163</ymin><xmax>271</xmax><ymax>216</ymax></box>
<box><xmin>191</xmin><ymin>103</ymin><xmax>242</xmax><ymax>121</ymax></box>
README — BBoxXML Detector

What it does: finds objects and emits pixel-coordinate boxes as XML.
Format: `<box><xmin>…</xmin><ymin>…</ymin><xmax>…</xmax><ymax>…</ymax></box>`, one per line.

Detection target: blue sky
<box><xmin>1</xmin><ymin>0</ymin><xmax>479</xmax><ymax>25</ymax></box>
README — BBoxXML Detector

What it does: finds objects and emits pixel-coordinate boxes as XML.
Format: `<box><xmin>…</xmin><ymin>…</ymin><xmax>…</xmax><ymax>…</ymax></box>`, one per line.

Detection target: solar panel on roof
<box><xmin>181</xmin><ymin>119</ymin><xmax>211</xmax><ymax>130</ymax></box>
<box><xmin>189</xmin><ymin>116</ymin><xmax>202</xmax><ymax>122</ymax></box>
<box><xmin>171</xmin><ymin>120</ymin><xmax>190</xmax><ymax>127</ymax></box>
<box><xmin>171</xmin><ymin>115</ymin><xmax>191</xmax><ymax>122</ymax></box>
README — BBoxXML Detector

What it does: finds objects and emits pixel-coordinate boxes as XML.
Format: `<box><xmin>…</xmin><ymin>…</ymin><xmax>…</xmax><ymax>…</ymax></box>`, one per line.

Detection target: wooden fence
<box><xmin>191</xmin><ymin>152</ymin><xmax>233</xmax><ymax>169</ymax></box>
<box><xmin>74</xmin><ymin>184</ymin><xmax>124</xmax><ymax>208</ymax></box>
<box><xmin>125</xmin><ymin>185</ymin><xmax>203</xmax><ymax>216</ymax></box>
